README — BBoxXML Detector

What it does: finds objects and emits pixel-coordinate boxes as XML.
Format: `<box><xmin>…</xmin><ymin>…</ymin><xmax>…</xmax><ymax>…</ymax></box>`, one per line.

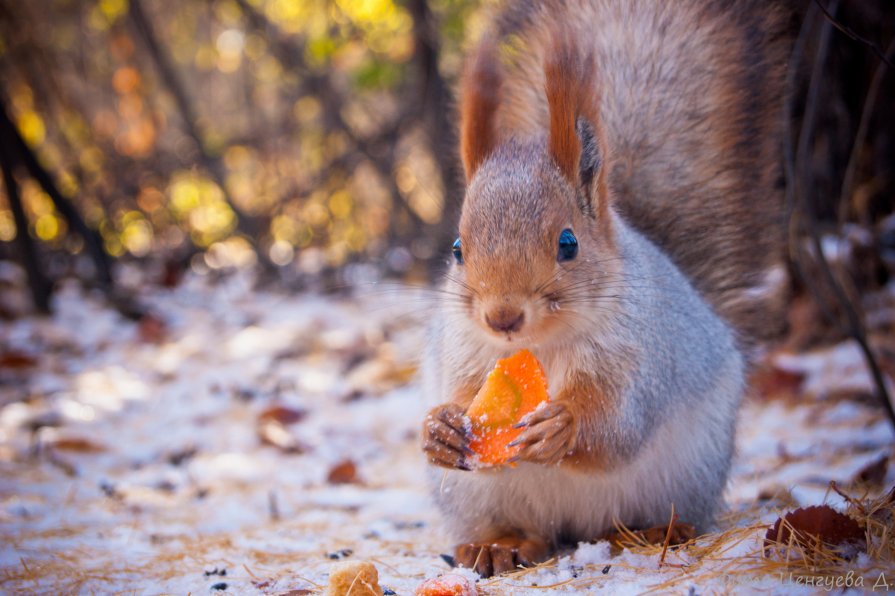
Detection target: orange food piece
<box><xmin>466</xmin><ymin>349</ymin><xmax>550</xmax><ymax>465</ymax></box>
<box><xmin>414</xmin><ymin>574</ymin><xmax>476</xmax><ymax>596</ymax></box>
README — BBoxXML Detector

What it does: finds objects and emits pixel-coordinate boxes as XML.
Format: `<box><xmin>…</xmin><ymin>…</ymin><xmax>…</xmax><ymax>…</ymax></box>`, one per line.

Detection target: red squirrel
<box><xmin>421</xmin><ymin>0</ymin><xmax>789</xmax><ymax>577</ymax></box>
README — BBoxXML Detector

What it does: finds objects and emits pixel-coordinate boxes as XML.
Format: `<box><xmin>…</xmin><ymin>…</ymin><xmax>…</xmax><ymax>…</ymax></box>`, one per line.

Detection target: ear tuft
<box><xmin>460</xmin><ymin>37</ymin><xmax>502</xmax><ymax>182</ymax></box>
<box><xmin>544</xmin><ymin>30</ymin><xmax>601</xmax><ymax>187</ymax></box>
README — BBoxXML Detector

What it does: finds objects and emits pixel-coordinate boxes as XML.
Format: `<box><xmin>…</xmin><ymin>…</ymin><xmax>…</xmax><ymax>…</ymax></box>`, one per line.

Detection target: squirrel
<box><xmin>421</xmin><ymin>0</ymin><xmax>790</xmax><ymax>578</ymax></box>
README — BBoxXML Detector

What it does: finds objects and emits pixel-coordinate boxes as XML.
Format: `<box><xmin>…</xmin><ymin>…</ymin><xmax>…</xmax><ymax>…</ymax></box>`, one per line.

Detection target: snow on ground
<box><xmin>0</xmin><ymin>271</ymin><xmax>893</xmax><ymax>594</ymax></box>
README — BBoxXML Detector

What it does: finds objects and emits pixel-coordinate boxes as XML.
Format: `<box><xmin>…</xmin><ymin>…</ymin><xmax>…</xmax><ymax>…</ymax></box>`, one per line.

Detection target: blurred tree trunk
<box><xmin>407</xmin><ymin>0</ymin><xmax>463</xmax><ymax>257</ymax></box>
<box><xmin>0</xmin><ymin>135</ymin><xmax>51</xmax><ymax>313</ymax></box>
<box><xmin>0</xmin><ymin>91</ymin><xmax>113</xmax><ymax>292</ymax></box>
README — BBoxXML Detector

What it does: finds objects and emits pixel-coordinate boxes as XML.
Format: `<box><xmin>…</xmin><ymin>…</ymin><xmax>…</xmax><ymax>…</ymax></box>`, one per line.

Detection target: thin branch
<box><xmin>789</xmin><ymin>1</ymin><xmax>895</xmax><ymax>432</ymax></box>
<box><xmin>837</xmin><ymin>36</ymin><xmax>895</xmax><ymax>224</ymax></box>
<box><xmin>812</xmin><ymin>0</ymin><xmax>895</xmax><ymax>67</ymax></box>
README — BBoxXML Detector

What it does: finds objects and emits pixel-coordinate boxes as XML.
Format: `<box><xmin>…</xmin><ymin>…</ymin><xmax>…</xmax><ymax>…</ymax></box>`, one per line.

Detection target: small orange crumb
<box><xmin>465</xmin><ymin>349</ymin><xmax>550</xmax><ymax>465</ymax></box>
<box><xmin>414</xmin><ymin>573</ymin><xmax>477</xmax><ymax>596</ymax></box>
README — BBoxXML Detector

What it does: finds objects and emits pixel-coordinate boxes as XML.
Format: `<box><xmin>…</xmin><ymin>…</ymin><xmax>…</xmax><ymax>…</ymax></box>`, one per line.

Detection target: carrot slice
<box><xmin>466</xmin><ymin>349</ymin><xmax>550</xmax><ymax>465</ymax></box>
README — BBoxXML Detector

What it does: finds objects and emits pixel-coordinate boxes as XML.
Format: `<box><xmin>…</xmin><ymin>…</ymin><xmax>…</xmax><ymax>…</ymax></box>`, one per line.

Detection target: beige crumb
<box><xmin>326</xmin><ymin>560</ymin><xmax>383</xmax><ymax>596</ymax></box>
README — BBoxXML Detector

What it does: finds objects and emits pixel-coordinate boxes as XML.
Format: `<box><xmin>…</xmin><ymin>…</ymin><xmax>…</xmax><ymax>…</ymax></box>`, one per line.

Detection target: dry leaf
<box><xmin>48</xmin><ymin>437</ymin><xmax>106</xmax><ymax>453</ymax></box>
<box><xmin>327</xmin><ymin>460</ymin><xmax>360</xmax><ymax>485</ymax></box>
<box><xmin>853</xmin><ymin>454</ymin><xmax>890</xmax><ymax>486</ymax></box>
<box><xmin>138</xmin><ymin>314</ymin><xmax>167</xmax><ymax>344</ymax></box>
<box><xmin>750</xmin><ymin>362</ymin><xmax>805</xmax><ymax>400</ymax></box>
<box><xmin>764</xmin><ymin>505</ymin><xmax>865</xmax><ymax>559</ymax></box>
<box><xmin>0</xmin><ymin>351</ymin><xmax>37</xmax><ymax>369</ymax></box>
<box><xmin>345</xmin><ymin>349</ymin><xmax>416</xmax><ymax>398</ymax></box>
<box><xmin>258</xmin><ymin>405</ymin><xmax>307</xmax><ymax>425</ymax></box>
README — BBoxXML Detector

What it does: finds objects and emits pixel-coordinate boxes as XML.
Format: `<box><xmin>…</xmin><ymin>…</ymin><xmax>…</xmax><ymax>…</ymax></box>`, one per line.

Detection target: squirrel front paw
<box><xmin>508</xmin><ymin>401</ymin><xmax>576</xmax><ymax>465</ymax></box>
<box><xmin>422</xmin><ymin>403</ymin><xmax>473</xmax><ymax>471</ymax></box>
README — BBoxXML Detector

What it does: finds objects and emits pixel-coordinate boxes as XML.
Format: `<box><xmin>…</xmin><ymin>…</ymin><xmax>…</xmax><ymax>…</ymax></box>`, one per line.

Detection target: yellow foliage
<box><xmin>336</xmin><ymin>0</ymin><xmax>395</xmax><ymax>25</ymax></box>
<box><xmin>58</xmin><ymin>171</ymin><xmax>79</xmax><ymax>197</ymax></box>
<box><xmin>99</xmin><ymin>0</ymin><xmax>128</xmax><ymax>22</ymax></box>
<box><xmin>328</xmin><ymin>190</ymin><xmax>352</xmax><ymax>220</ymax></box>
<box><xmin>0</xmin><ymin>210</ymin><xmax>15</xmax><ymax>242</ymax></box>
<box><xmin>271</xmin><ymin>214</ymin><xmax>298</xmax><ymax>243</ymax></box>
<box><xmin>79</xmin><ymin>147</ymin><xmax>105</xmax><ymax>173</ymax></box>
<box><xmin>120</xmin><ymin>212</ymin><xmax>153</xmax><ymax>257</ymax></box>
<box><xmin>303</xmin><ymin>197</ymin><xmax>330</xmax><ymax>228</ymax></box>
<box><xmin>168</xmin><ymin>172</ymin><xmax>236</xmax><ymax>247</ymax></box>
<box><xmin>35</xmin><ymin>213</ymin><xmax>61</xmax><ymax>242</ymax></box>
<box><xmin>195</xmin><ymin>45</ymin><xmax>217</xmax><ymax>71</ymax></box>
<box><xmin>244</xmin><ymin>34</ymin><xmax>267</xmax><ymax>61</ymax></box>
<box><xmin>18</xmin><ymin>111</ymin><xmax>46</xmax><ymax>146</ymax></box>
<box><xmin>213</xmin><ymin>0</ymin><xmax>242</xmax><ymax>25</ymax></box>
<box><xmin>223</xmin><ymin>145</ymin><xmax>252</xmax><ymax>169</ymax></box>
<box><xmin>255</xmin><ymin>55</ymin><xmax>283</xmax><ymax>82</ymax></box>
<box><xmin>22</xmin><ymin>182</ymin><xmax>54</xmax><ymax>217</ymax></box>
<box><xmin>345</xmin><ymin>223</ymin><xmax>366</xmax><ymax>252</ymax></box>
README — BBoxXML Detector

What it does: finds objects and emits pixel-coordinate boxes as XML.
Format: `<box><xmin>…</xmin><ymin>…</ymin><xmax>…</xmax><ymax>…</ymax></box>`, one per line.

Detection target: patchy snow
<box><xmin>0</xmin><ymin>271</ymin><xmax>892</xmax><ymax>594</ymax></box>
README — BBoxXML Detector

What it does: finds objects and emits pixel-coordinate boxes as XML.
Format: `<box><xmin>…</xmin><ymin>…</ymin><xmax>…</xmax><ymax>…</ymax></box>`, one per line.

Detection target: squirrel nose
<box><xmin>485</xmin><ymin>308</ymin><xmax>525</xmax><ymax>333</ymax></box>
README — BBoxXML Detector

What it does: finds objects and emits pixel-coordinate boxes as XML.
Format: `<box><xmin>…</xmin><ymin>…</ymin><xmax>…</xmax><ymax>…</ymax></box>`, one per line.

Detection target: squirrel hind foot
<box><xmin>454</xmin><ymin>534</ymin><xmax>549</xmax><ymax>577</ymax></box>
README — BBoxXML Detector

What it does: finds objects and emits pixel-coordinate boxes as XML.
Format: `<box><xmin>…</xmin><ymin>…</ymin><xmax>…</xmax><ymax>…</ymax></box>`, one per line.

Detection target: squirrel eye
<box><xmin>452</xmin><ymin>237</ymin><xmax>463</xmax><ymax>264</ymax></box>
<box><xmin>557</xmin><ymin>228</ymin><xmax>578</xmax><ymax>262</ymax></box>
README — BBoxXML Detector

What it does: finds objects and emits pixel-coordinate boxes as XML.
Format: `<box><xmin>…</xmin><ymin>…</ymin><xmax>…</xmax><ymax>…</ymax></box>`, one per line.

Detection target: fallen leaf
<box><xmin>853</xmin><ymin>454</ymin><xmax>889</xmax><ymax>486</ymax></box>
<box><xmin>750</xmin><ymin>362</ymin><xmax>805</xmax><ymax>400</ymax></box>
<box><xmin>764</xmin><ymin>505</ymin><xmax>865</xmax><ymax>560</ymax></box>
<box><xmin>138</xmin><ymin>314</ymin><xmax>167</xmax><ymax>344</ymax></box>
<box><xmin>277</xmin><ymin>590</ymin><xmax>312</xmax><ymax>596</ymax></box>
<box><xmin>258</xmin><ymin>405</ymin><xmax>307</xmax><ymax>425</ymax></box>
<box><xmin>327</xmin><ymin>460</ymin><xmax>360</xmax><ymax>485</ymax></box>
<box><xmin>0</xmin><ymin>351</ymin><xmax>37</xmax><ymax>369</ymax></box>
<box><xmin>48</xmin><ymin>437</ymin><xmax>106</xmax><ymax>453</ymax></box>
<box><xmin>345</xmin><ymin>348</ymin><xmax>417</xmax><ymax>398</ymax></box>
<box><xmin>161</xmin><ymin>259</ymin><xmax>184</xmax><ymax>288</ymax></box>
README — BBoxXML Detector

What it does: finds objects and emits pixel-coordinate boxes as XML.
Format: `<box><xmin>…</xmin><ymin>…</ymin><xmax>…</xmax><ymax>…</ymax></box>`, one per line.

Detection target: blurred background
<box><xmin>0</xmin><ymin>0</ymin><xmax>485</xmax><ymax>307</ymax></box>
<box><xmin>0</xmin><ymin>0</ymin><xmax>892</xmax><ymax>325</ymax></box>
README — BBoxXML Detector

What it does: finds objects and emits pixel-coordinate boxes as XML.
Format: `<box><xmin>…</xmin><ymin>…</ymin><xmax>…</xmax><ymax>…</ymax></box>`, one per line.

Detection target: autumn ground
<box><xmin>1</xmin><ymin>266</ymin><xmax>894</xmax><ymax>595</ymax></box>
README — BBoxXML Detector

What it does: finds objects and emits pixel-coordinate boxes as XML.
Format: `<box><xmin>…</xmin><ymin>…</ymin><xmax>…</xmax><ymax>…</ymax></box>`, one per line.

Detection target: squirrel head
<box><xmin>449</xmin><ymin>33</ymin><xmax>619</xmax><ymax>347</ymax></box>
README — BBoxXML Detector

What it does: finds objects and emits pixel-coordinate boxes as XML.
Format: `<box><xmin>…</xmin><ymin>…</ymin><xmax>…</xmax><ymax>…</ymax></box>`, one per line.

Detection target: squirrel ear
<box><xmin>545</xmin><ymin>34</ymin><xmax>608</xmax><ymax>219</ymax></box>
<box><xmin>575</xmin><ymin>117</ymin><xmax>609</xmax><ymax>218</ymax></box>
<box><xmin>460</xmin><ymin>37</ymin><xmax>501</xmax><ymax>183</ymax></box>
